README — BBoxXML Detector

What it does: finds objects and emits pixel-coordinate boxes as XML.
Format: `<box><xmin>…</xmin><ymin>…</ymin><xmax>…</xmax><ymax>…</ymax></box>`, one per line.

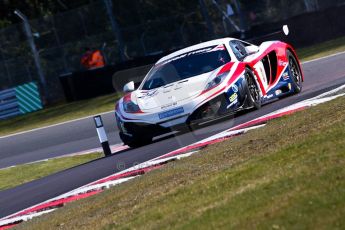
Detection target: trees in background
<box><xmin>0</xmin><ymin>0</ymin><xmax>95</xmax><ymax>29</ymax></box>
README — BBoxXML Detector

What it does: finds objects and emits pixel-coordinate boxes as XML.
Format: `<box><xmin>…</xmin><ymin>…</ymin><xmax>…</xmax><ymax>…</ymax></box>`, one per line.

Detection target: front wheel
<box><xmin>287</xmin><ymin>50</ymin><xmax>302</xmax><ymax>93</ymax></box>
<box><xmin>244</xmin><ymin>67</ymin><xmax>262</xmax><ymax>109</ymax></box>
<box><xmin>119</xmin><ymin>132</ymin><xmax>152</xmax><ymax>148</ymax></box>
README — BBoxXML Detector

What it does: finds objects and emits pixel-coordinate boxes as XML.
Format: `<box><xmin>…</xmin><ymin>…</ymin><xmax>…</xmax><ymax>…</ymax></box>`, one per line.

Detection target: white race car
<box><xmin>115</xmin><ymin>37</ymin><xmax>303</xmax><ymax>147</ymax></box>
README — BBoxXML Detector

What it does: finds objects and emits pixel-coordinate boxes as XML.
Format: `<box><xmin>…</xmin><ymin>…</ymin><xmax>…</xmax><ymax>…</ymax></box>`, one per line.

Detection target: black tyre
<box><xmin>119</xmin><ymin>132</ymin><xmax>152</xmax><ymax>148</ymax></box>
<box><xmin>287</xmin><ymin>50</ymin><xmax>302</xmax><ymax>93</ymax></box>
<box><xmin>244</xmin><ymin>67</ymin><xmax>262</xmax><ymax>109</ymax></box>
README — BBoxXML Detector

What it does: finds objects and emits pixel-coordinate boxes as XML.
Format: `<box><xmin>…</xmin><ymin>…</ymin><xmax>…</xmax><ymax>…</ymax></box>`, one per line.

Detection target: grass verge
<box><xmin>0</xmin><ymin>93</ymin><xmax>121</xmax><ymax>136</ymax></box>
<box><xmin>297</xmin><ymin>36</ymin><xmax>345</xmax><ymax>61</ymax></box>
<box><xmin>0</xmin><ymin>152</ymin><xmax>102</xmax><ymax>191</ymax></box>
<box><xmin>19</xmin><ymin>96</ymin><xmax>345</xmax><ymax>229</ymax></box>
<box><xmin>1</xmin><ymin>36</ymin><xmax>345</xmax><ymax>137</ymax></box>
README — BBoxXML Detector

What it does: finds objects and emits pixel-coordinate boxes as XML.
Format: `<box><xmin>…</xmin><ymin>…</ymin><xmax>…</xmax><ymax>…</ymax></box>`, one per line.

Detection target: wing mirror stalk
<box><xmin>123</xmin><ymin>81</ymin><xmax>135</xmax><ymax>93</ymax></box>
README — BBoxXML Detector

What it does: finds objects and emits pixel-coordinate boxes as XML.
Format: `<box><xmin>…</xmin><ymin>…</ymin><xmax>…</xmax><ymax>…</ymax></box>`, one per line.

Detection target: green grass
<box><xmin>297</xmin><ymin>36</ymin><xmax>345</xmax><ymax>61</ymax></box>
<box><xmin>0</xmin><ymin>93</ymin><xmax>121</xmax><ymax>136</ymax></box>
<box><xmin>19</xmin><ymin>96</ymin><xmax>345</xmax><ymax>229</ymax></box>
<box><xmin>1</xmin><ymin>36</ymin><xmax>345</xmax><ymax>137</ymax></box>
<box><xmin>0</xmin><ymin>152</ymin><xmax>102</xmax><ymax>191</ymax></box>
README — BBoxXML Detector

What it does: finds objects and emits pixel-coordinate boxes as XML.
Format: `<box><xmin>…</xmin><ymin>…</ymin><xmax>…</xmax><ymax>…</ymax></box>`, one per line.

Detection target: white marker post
<box><xmin>94</xmin><ymin>115</ymin><xmax>112</xmax><ymax>156</ymax></box>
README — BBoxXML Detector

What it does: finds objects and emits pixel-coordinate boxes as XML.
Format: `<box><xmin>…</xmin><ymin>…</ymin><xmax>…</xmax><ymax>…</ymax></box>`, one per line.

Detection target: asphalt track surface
<box><xmin>0</xmin><ymin>53</ymin><xmax>345</xmax><ymax>218</ymax></box>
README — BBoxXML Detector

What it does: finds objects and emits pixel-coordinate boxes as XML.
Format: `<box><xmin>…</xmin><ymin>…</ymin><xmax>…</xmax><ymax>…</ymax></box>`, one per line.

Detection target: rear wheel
<box><xmin>244</xmin><ymin>68</ymin><xmax>262</xmax><ymax>109</ymax></box>
<box><xmin>119</xmin><ymin>132</ymin><xmax>152</xmax><ymax>148</ymax></box>
<box><xmin>287</xmin><ymin>50</ymin><xmax>302</xmax><ymax>93</ymax></box>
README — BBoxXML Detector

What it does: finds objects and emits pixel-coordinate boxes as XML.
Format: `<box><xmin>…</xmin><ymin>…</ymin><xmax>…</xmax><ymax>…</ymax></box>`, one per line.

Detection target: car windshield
<box><xmin>141</xmin><ymin>45</ymin><xmax>231</xmax><ymax>90</ymax></box>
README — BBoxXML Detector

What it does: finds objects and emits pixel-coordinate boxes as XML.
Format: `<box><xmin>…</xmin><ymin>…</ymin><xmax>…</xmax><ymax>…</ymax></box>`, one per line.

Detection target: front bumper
<box><xmin>116</xmin><ymin>93</ymin><xmax>233</xmax><ymax>136</ymax></box>
<box><xmin>116</xmin><ymin>76</ymin><xmax>248</xmax><ymax>135</ymax></box>
<box><xmin>119</xmin><ymin>120</ymin><xmax>170</xmax><ymax>136</ymax></box>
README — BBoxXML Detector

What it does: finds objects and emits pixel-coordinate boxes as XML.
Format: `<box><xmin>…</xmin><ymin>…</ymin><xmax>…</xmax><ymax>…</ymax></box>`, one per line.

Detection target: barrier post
<box><xmin>93</xmin><ymin>115</ymin><xmax>112</xmax><ymax>156</ymax></box>
<box><xmin>14</xmin><ymin>10</ymin><xmax>48</xmax><ymax>103</ymax></box>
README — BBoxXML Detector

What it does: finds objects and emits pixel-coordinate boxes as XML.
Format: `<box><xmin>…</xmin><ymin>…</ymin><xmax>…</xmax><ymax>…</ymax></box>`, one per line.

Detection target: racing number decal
<box><xmin>253</xmin><ymin>61</ymin><xmax>268</xmax><ymax>90</ymax></box>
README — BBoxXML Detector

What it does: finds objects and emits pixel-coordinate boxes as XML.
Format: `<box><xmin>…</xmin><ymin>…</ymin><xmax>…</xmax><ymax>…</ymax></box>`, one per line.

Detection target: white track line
<box><xmin>0</xmin><ymin>209</ymin><xmax>57</xmax><ymax>226</ymax></box>
<box><xmin>0</xmin><ymin>110</ymin><xmax>115</xmax><ymax>139</ymax></box>
<box><xmin>302</xmin><ymin>50</ymin><xmax>345</xmax><ymax>64</ymax></box>
<box><xmin>1</xmin><ymin>50</ymin><xmax>345</xmax><ymax>140</ymax></box>
<box><xmin>0</xmin><ymin>151</ymin><xmax>198</xmax><ymax>223</ymax></box>
<box><xmin>0</xmin><ymin>144</ymin><xmax>128</xmax><ymax>171</ymax></box>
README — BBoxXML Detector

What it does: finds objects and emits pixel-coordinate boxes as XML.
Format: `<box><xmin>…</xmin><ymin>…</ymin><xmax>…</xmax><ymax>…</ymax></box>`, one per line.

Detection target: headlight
<box><xmin>205</xmin><ymin>72</ymin><xmax>229</xmax><ymax>91</ymax></box>
<box><xmin>123</xmin><ymin>100</ymin><xmax>141</xmax><ymax>113</ymax></box>
<box><xmin>122</xmin><ymin>93</ymin><xmax>142</xmax><ymax>113</ymax></box>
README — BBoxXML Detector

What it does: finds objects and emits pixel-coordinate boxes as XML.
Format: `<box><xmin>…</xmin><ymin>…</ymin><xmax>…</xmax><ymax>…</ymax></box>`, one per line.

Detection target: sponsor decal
<box><xmin>159</xmin><ymin>45</ymin><xmax>227</xmax><ymax>65</ymax></box>
<box><xmin>229</xmin><ymin>93</ymin><xmax>238</xmax><ymax>102</ymax></box>
<box><xmin>161</xmin><ymin>102</ymin><xmax>178</xmax><ymax>110</ymax></box>
<box><xmin>210</xmin><ymin>44</ymin><xmax>226</xmax><ymax>52</ymax></box>
<box><xmin>232</xmin><ymin>84</ymin><xmax>239</xmax><ymax>93</ymax></box>
<box><xmin>279</xmin><ymin>60</ymin><xmax>288</xmax><ymax>67</ymax></box>
<box><xmin>275</xmin><ymin>89</ymin><xmax>282</xmax><ymax>96</ymax></box>
<box><xmin>140</xmin><ymin>89</ymin><xmax>158</xmax><ymax>98</ymax></box>
<box><xmin>282</xmin><ymin>71</ymin><xmax>289</xmax><ymax>80</ymax></box>
<box><xmin>158</xmin><ymin>107</ymin><xmax>184</xmax><ymax>119</ymax></box>
<box><xmin>288</xmin><ymin>83</ymin><xmax>292</xmax><ymax>90</ymax></box>
<box><xmin>266</xmin><ymin>94</ymin><xmax>274</xmax><ymax>99</ymax></box>
<box><xmin>228</xmin><ymin>99</ymin><xmax>238</xmax><ymax>108</ymax></box>
<box><xmin>146</xmin><ymin>90</ymin><xmax>158</xmax><ymax>97</ymax></box>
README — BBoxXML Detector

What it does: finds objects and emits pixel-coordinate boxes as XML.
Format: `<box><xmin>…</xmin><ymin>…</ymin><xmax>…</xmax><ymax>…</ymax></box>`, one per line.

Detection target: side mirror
<box><xmin>245</xmin><ymin>45</ymin><xmax>259</xmax><ymax>55</ymax></box>
<box><xmin>123</xmin><ymin>81</ymin><xmax>135</xmax><ymax>93</ymax></box>
<box><xmin>283</xmin><ymin>25</ymin><xmax>289</xmax><ymax>36</ymax></box>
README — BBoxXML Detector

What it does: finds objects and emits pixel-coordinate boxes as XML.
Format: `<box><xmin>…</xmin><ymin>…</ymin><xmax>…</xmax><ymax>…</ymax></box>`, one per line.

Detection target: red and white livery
<box><xmin>115</xmin><ymin>37</ymin><xmax>303</xmax><ymax>147</ymax></box>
